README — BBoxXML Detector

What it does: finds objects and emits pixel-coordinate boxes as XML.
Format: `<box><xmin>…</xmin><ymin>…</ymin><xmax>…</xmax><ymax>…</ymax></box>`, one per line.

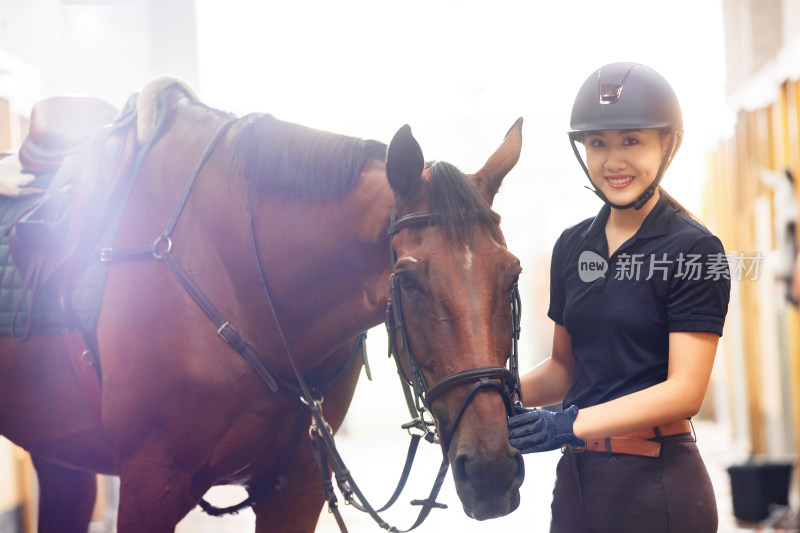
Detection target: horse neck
<box><xmin>248</xmin><ymin>158</ymin><xmax>394</xmax><ymax>361</ymax></box>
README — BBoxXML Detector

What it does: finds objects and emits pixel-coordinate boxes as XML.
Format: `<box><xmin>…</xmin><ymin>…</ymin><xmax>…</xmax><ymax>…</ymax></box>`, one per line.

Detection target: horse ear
<box><xmin>470</xmin><ymin>117</ymin><xmax>523</xmax><ymax>206</ymax></box>
<box><xmin>386</xmin><ymin>124</ymin><xmax>424</xmax><ymax>197</ymax></box>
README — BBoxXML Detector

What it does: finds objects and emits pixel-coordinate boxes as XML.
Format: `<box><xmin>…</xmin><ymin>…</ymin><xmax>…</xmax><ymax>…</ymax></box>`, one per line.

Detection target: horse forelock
<box><xmin>425</xmin><ymin>161</ymin><xmax>501</xmax><ymax>242</ymax></box>
<box><xmin>234</xmin><ymin>114</ymin><xmax>387</xmax><ymax>200</ymax></box>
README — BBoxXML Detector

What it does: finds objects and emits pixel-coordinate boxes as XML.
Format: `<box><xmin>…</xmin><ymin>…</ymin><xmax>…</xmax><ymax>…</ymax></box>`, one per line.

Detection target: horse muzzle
<box><xmin>450</xmin><ymin>439</ymin><xmax>524</xmax><ymax>520</ymax></box>
<box><xmin>452</xmin><ymin>440</ymin><xmax>525</xmax><ymax>520</ymax></box>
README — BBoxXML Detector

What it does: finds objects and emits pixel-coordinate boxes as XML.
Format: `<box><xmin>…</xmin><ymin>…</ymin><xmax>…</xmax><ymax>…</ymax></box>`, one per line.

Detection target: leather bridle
<box><xmin>386</xmin><ymin>207</ymin><xmax>523</xmax><ymax>451</ymax></box>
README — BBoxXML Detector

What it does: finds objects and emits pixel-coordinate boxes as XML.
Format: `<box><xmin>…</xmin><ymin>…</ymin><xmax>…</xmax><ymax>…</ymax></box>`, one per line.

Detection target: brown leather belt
<box><xmin>566</xmin><ymin>419</ymin><xmax>692</xmax><ymax>458</ymax></box>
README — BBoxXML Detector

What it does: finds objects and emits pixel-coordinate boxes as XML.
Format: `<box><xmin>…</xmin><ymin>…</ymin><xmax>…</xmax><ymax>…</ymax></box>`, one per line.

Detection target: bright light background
<box><xmin>195</xmin><ymin>0</ymin><xmax>730</xmax><ymax>426</ymax></box>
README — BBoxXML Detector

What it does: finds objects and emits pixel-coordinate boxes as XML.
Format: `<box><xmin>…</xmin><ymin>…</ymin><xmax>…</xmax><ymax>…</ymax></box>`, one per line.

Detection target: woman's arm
<box><xmin>519</xmin><ymin>323</ymin><xmax>575</xmax><ymax>407</ymax></box>
<box><xmin>571</xmin><ymin>331</ymin><xmax>718</xmax><ymax>440</ymax></box>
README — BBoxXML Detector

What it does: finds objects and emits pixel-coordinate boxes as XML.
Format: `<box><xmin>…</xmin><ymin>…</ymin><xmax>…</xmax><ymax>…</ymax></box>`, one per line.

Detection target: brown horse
<box><xmin>0</xmin><ymin>81</ymin><xmax>524</xmax><ymax>532</ymax></box>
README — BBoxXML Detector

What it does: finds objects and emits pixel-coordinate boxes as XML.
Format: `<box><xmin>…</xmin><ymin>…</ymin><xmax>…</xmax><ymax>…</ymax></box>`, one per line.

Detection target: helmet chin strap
<box><xmin>571</xmin><ymin>130</ymin><xmax>679</xmax><ymax>211</ymax></box>
<box><xmin>584</xmin><ymin>181</ymin><xmax>656</xmax><ymax>210</ymax></box>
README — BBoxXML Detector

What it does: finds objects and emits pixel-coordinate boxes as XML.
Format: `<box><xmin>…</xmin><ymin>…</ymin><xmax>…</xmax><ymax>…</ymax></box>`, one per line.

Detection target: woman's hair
<box><xmin>656</xmin><ymin>129</ymin><xmax>704</xmax><ymax>225</ymax></box>
<box><xmin>658</xmin><ymin>186</ymin><xmax>691</xmax><ymax>216</ymax></box>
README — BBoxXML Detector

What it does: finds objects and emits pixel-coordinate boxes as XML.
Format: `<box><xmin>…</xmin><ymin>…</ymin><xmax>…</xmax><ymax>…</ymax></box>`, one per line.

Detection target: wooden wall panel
<box><xmin>707</xmin><ymin>77</ymin><xmax>800</xmax><ymax>461</ymax></box>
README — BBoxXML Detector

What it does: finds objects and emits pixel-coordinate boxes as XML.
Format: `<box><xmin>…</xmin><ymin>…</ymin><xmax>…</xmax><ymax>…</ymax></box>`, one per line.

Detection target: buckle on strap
<box><xmin>562</xmin><ymin>444</ymin><xmax>586</xmax><ymax>454</ymax></box>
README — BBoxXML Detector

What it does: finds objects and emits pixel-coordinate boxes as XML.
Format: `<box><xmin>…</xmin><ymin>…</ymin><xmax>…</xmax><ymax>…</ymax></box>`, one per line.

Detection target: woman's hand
<box><xmin>507</xmin><ymin>404</ymin><xmax>585</xmax><ymax>453</ymax></box>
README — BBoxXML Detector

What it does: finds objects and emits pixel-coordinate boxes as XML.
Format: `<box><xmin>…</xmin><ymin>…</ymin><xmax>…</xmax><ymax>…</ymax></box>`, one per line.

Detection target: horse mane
<box><xmin>426</xmin><ymin>161</ymin><xmax>501</xmax><ymax>241</ymax></box>
<box><xmin>233</xmin><ymin>113</ymin><xmax>387</xmax><ymax>199</ymax></box>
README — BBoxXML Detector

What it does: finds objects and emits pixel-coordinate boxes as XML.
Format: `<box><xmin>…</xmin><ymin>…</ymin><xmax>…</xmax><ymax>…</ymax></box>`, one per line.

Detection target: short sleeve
<box><xmin>547</xmin><ymin>234</ymin><xmax>567</xmax><ymax>325</ymax></box>
<box><xmin>667</xmin><ymin>235</ymin><xmax>731</xmax><ymax>336</ymax></box>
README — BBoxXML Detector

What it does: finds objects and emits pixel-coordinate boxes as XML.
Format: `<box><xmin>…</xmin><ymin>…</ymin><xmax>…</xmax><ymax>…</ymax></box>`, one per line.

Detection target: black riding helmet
<box><xmin>568</xmin><ymin>62</ymin><xmax>684</xmax><ymax>210</ymax></box>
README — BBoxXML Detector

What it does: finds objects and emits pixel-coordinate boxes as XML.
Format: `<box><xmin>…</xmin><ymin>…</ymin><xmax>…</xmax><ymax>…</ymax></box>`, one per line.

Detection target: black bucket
<box><xmin>727</xmin><ymin>461</ymin><xmax>794</xmax><ymax>522</ymax></box>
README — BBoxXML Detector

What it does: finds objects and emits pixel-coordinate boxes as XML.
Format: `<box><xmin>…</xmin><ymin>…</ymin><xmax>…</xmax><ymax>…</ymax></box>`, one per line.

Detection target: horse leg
<box><xmin>32</xmin><ymin>454</ymin><xmax>96</xmax><ymax>533</ymax></box>
<box><xmin>115</xmin><ymin>441</ymin><xmax>203</xmax><ymax>533</ymax></box>
<box><xmin>253</xmin><ymin>455</ymin><xmax>327</xmax><ymax>533</ymax></box>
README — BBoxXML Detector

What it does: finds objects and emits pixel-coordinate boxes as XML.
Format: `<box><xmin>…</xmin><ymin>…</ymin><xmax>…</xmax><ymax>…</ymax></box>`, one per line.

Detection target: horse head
<box><xmin>385</xmin><ymin>119</ymin><xmax>525</xmax><ymax>520</ymax></box>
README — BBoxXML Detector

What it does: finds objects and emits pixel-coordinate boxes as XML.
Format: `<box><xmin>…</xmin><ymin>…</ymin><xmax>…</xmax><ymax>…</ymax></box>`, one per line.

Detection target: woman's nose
<box><xmin>604</xmin><ymin>149</ymin><xmax>627</xmax><ymax>171</ymax></box>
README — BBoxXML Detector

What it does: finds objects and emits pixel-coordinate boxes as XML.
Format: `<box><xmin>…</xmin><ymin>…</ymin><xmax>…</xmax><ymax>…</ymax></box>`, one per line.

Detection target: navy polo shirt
<box><xmin>548</xmin><ymin>195</ymin><xmax>731</xmax><ymax>409</ymax></box>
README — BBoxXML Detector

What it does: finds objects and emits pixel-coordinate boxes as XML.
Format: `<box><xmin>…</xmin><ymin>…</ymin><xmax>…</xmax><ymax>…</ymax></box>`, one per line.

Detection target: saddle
<box><xmin>9</xmin><ymin>94</ymin><xmax>139</xmax><ymax>339</ymax></box>
<box><xmin>3</xmin><ymin>79</ymin><xmax>195</xmax><ymax>423</ymax></box>
<box><xmin>18</xmin><ymin>96</ymin><xmax>120</xmax><ymax>175</ymax></box>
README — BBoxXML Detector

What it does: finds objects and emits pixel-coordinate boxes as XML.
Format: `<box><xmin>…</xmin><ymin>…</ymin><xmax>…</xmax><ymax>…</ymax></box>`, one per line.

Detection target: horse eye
<box><xmin>396</xmin><ymin>272</ymin><xmax>422</xmax><ymax>292</ymax></box>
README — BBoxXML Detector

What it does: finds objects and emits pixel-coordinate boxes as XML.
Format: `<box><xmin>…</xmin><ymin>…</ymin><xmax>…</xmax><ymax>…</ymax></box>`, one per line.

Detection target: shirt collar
<box><xmin>580</xmin><ymin>193</ymin><xmax>674</xmax><ymax>240</ymax></box>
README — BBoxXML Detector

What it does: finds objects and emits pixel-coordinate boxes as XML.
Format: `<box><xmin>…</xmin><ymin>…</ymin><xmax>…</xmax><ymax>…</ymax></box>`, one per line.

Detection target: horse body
<box><xmin>0</xmin><ymin>83</ymin><xmax>524</xmax><ymax>532</ymax></box>
<box><xmin>97</xmin><ymin>98</ymin><xmax>382</xmax><ymax>531</ymax></box>
<box><xmin>0</xmin><ymin>334</ymin><xmax>114</xmax><ymax>471</ymax></box>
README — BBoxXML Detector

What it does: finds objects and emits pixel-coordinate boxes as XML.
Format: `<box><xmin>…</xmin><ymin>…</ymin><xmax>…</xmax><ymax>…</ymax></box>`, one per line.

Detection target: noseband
<box><xmin>386</xmin><ymin>208</ymin><xmax>523</xmax><ymax>451</ymax></box>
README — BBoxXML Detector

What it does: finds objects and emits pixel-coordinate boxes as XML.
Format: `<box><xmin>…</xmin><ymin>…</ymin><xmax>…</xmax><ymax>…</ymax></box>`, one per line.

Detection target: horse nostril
<box><xmin>454</xmin><ymin>451</ymin><xmax>470</xmax><ymax>484</ymax></box>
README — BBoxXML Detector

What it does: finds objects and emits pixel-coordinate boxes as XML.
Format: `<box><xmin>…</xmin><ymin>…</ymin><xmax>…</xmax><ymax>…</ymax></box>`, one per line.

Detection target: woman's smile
<box><xmin>606</xmin><ymin>175</ymin><xmax>634</xmax><ymax>188</ymax></box>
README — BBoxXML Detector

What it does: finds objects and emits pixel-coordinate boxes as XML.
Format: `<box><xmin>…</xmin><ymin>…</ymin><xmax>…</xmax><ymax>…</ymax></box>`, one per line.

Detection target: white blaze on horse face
<box><xmin>464</xmin><ymin>244</ymin><xmax>473</xmax><ymax>271</ymax></box>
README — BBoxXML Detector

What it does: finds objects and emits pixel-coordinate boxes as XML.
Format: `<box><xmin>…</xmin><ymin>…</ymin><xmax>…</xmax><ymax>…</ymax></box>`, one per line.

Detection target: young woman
<box><xmin>508</xmin><ymin>62</ymin><xmax>730</xmax><ymax>532</ymax></box>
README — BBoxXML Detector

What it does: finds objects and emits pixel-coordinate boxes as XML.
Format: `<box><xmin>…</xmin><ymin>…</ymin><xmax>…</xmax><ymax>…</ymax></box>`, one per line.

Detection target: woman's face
<box><xmin>583</xmin><ymin>128</ymin><xmax>669</xmax><ymax>207</ymax></box>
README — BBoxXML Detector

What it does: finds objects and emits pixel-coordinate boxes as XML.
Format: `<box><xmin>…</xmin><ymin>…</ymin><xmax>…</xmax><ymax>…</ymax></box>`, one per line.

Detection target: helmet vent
<box><xmin>599</xmin><ymin>84</ymin><xmax>622</xmax><ymax>104</ymax></box>
<box><xmin>597</xmin><ymin>64</ymin><xmax>637</xmax><ymax>105</ymax></box>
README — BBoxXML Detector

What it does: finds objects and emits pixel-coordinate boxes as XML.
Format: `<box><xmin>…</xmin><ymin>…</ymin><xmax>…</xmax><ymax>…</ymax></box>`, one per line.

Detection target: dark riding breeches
<box><xmin>550</xmin><ymin>434</ymin><xmax>718</xmax><ymax>533</ymax></box>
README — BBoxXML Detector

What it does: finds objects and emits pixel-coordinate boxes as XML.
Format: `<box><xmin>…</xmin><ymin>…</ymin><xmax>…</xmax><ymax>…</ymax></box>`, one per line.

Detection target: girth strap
<box><xmin>198</xmin><ymin>403</ymin><xmax>305</xmax><ymax>516</ymax></box>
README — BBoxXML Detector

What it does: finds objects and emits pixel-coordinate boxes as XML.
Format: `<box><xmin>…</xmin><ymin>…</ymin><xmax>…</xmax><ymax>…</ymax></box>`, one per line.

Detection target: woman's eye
<box><xmin>623</xmin><ymin>137</ymin><xmax>639</xmax><ymax>146</ymax></box>
<box><xmin>589</xmin><ymin>139</ymin><xmax>604</xmax><ymax>148</ymax></box>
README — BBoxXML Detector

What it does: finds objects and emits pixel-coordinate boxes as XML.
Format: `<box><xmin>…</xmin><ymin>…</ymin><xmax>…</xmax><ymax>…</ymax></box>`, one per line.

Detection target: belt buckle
<box><xmin>562</xmin><ymin>444</ymin><xmax>585</xmax><ymax>454</ymax></box>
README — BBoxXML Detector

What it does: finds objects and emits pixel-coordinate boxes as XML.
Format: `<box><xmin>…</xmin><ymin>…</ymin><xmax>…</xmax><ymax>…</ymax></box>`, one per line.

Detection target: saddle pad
<box><xmin>0</xmin><ymin>190</ymin><xmax>65</xmax><ymax>335</ymax></box>
<box><xmin>0</xmin><ymin>173</ymin><xmax>116</xmax><ymax>337</ymax></box>
<box><xmin>0</xmin><ymin>81</ymin><xmax>191</xmax><ymax>339</ymax></box>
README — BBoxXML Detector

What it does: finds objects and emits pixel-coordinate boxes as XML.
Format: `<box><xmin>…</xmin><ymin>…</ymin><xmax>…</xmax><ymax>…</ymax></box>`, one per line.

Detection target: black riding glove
<box><xmin>507</xmin><ymin>404</ymin><xmax>585</xmax><ymax>453</ymax></box>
